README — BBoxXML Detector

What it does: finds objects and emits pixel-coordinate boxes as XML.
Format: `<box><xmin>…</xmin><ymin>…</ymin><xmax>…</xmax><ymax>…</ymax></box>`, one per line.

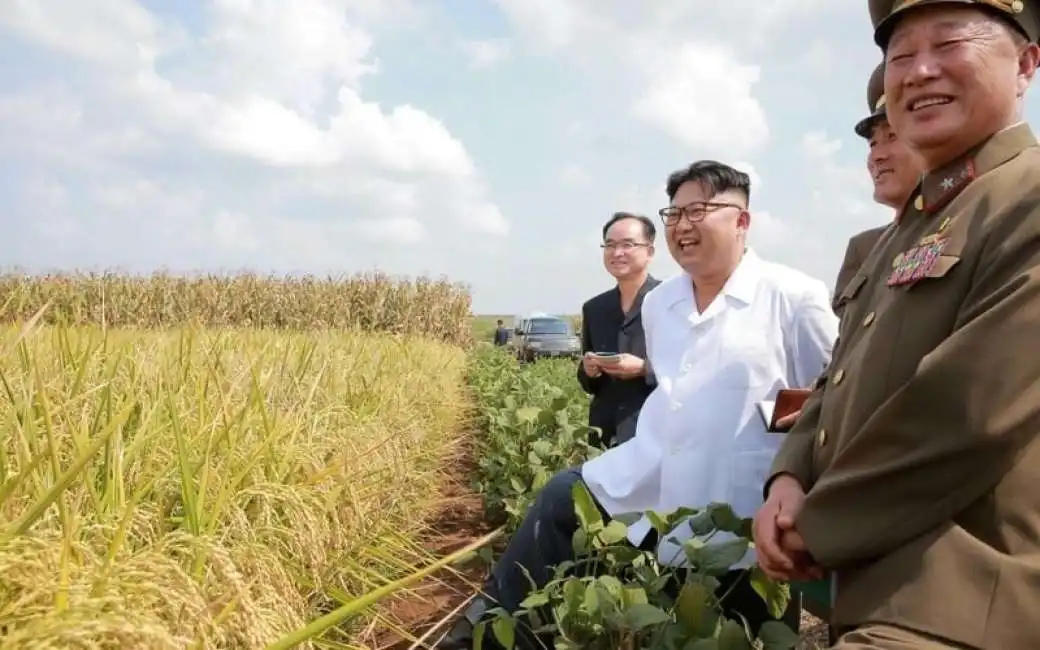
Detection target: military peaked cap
<box><xmin>870</xmin><ymin>0</ymin><xmax>1040</xmax><ymax>49</ymax></box>
<box><xmin>855</xmin><ymin>62</ymin><xmax>888</xmax><ymax>139</ymax></box>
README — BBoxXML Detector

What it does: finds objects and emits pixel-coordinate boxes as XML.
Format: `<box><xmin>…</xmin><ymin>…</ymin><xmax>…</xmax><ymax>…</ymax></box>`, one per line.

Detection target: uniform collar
<box><xmin>909</xmin><ymin>122</ymin><xmax>1037</xmax><ymax>217</ymax></box>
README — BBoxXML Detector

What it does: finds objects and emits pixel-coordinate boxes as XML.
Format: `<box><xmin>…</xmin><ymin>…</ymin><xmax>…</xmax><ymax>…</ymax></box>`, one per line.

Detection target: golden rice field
<box><xmin>0</xmin><ymin>273</ymin><xmax>476</xmax><ymax>649</ymax></box>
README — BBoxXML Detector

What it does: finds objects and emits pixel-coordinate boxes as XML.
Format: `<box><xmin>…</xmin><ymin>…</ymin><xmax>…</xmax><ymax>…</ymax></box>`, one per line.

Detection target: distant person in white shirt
<box><xmin>438</xmin><ymin>160</ymin><xmax>838</xmax><ymax>650</ymax></box>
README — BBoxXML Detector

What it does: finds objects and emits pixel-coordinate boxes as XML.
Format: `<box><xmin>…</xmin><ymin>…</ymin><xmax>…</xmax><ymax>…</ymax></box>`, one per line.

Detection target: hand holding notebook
<box><xmin>757</xmin><ymin>388</ymin><xmax>812</xmax><ymax>432</ymax></box>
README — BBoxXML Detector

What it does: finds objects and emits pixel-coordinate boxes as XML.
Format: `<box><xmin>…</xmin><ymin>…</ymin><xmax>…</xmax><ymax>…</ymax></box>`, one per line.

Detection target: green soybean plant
<box><xmin>475</xmin><ymin>482</ymin><xmax>800</xmax><ymax>650</ymax></box>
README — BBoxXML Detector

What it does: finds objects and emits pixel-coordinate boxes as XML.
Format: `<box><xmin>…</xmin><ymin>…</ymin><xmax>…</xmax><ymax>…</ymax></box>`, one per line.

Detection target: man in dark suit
<box><xmin>577</xmin><ymin>212</ymin><xmax>661</xmax><ymax>448</ymax></box>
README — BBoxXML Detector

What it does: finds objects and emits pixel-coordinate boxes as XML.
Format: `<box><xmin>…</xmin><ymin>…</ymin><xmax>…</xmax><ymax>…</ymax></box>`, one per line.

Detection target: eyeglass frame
<box><xmin>599</xmin><ymin>240</ymin><xmax>652</xmax><ymax>252</ymax></box>
<box><xmin>658</xmin><ymin>200</ymin><xmax>747</xmax><ymax>226</ymax></box>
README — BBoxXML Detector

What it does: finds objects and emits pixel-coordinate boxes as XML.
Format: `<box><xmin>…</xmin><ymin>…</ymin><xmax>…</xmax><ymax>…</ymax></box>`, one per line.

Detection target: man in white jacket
<box><xmin>440</xmin><ymin>160</ymin><xmax>838</xmax><ymax>649</ymax></box>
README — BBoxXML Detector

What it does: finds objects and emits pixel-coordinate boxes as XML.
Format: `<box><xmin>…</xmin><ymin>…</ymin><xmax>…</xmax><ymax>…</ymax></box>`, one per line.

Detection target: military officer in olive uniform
<box><xmin>833</xmin><ymin>62</ymin><xmax>925</xmax><ymax>314</ymax></box>
<box><xmin>754</xmin><ymin>0</ymin><xmax>1040</xmax><ymax>648</ymax></box>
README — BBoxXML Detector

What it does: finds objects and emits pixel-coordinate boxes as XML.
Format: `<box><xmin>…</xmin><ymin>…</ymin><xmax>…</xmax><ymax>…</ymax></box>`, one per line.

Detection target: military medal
<box><xmin>887</xmin><ymin>237</ymin><xmax>948</xmax><ymax>286</ymax></box>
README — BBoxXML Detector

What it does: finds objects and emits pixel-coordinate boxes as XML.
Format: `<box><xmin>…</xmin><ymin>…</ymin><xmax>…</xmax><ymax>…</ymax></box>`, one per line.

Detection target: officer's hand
<box><xmin>775</xmin><ymin>409</ymin><xmax>802</xmax><ymax>429</ymax></box>
<box><xmin>754</xmin><ymin>475</ymin><xmax>823</xmax><ymax>581</ymax></box>
<box><xmin>582</xmin><ymin>353</ymin><xmax>602</xmax><ymax>377</ymax></box>
<box><xmin>599</xmin><ymin>353</ymin><xmax>646</xmax><ymax>379</ymax></box>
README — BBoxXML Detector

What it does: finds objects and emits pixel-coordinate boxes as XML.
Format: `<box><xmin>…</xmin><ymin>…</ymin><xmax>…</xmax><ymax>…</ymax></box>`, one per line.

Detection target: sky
<box><xmin>3</xmin><ymin>1</ymin><xmax>1039</xmax><ymax>315</ymax></box>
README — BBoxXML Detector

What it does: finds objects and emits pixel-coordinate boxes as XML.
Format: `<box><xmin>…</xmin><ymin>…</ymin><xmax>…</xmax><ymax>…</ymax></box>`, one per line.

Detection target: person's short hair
<box><xmin>601</xmin><ymin>211</ymin><xmax>656</xmax><ymax>242</ymax></box>
<box><xmin>496</xmin><ymin>319</ymin><xmax>503</xmax><ymax>325</ymax></box>
<box><xmin>665</xmin><ymin>160</ymin><xmax>751</xmax><ymax>204</ymax></box>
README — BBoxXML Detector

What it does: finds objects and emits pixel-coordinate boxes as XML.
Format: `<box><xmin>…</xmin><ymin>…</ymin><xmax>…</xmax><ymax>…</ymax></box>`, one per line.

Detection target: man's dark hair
<box><xmin>601</xmin><ymin>211</ymin><xmax>656</xmax><ymax>242</ymax></box>
<box><xmin>497</xmin><ymin>319</ymin><xmax>503</xmax><ymax>325</ymax></box>
<box><xmin>665</xmin><ymin>160</ymin><xmax>751</xmax><ymax>204</ymax></box>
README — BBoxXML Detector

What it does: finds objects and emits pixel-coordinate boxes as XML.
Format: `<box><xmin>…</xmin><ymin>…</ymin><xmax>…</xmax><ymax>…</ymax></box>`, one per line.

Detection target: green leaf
<box><xmin>646</xmin><ymin>510</ymin><xmax>670</xmax><ymax>533</ymax></box>
<box><xmin>530</xmin><ymin>439</ymin><xmax>553</xmax><ymax>456</ymax></box>
<box><xmin>622</xmin><ymin>586</ymin><xmax>649</xmax><ymax>607</ymax></box>
<box><xmin>491</xmin><ymin>616</ymin><xmax>515</xmax><ymax>649</ymax></box>
<box><xmin>571</xmin><ymin>481</ymin><xmax>603</xmax><ymax>532</ymax></box>
<box><xmin>597</xmin><ymin>574</ymin><xmax>624</xmax><ymax>596</ymax></box>
<box><xmin>571</xmin><ymin>527</ymin><xmax>589</xmax><ymax>554</ymax></box>
<box><xmin>675</xmin><ymin>581</ymin><xmax>718</xmax><ymax>637</ymax></box>
<box><xmin>551</xmin><ymin>395</ymin><xmax>570</xmax><ymax>411</ymax></box>
<box><xmin>685</xmin><ymin>510</ymin><xmax>717</xmax><ymax>536</ymax></box>
<box><xmin>583</xmin><ymin>581</ymin><xmax>600</xmax><ymax>615</ymax></box>
<box><xmin>698</xmin><ymin>538</ymin><xmax>750</xmax><ymax>575</ymax></box>
<box><xmin>597</xmin><ymin>520</ymin><xmax>630</xmax><ymax>545</ymax></box>
<box><xmin>707</xmin><ymin>503</ymin><xmax>745</xmax><ymax>535</ymax></box>
<box><xmin>623</xmin><ymin>603</ymin><xmax>671</xmax><ymax>630</ymax></box>
<box><xmin>717</xmin><ymin>619</ymin><xmax>752</xmax><ymax>650</ymax></box>
<box><xmin>749</xmin><ymin>566</ymin><xmax>791</xmax><ymax>620</ymax></box>
<box><xmin>515</xmin><ymin>406</ymin><xmax>540</xmax><ymax>423</ymax></box>
<box><xmin>758</xmin><ymin>621</ymin><xmax>800</xmax><ymax>650</ymax></box>
<box><xmin>520</xmin><ymin>591</ymin><xmax>550</xmax><ymax>609</ymax></box>
<box><xmin>563</xmin><ymin>577</ymin><xmax>585</xmax><ymax>611</ymax></box>
<box><xmin>537</xmin><ymin>408</ymin><xmax>557</xmax><ymax>428</ymax></box>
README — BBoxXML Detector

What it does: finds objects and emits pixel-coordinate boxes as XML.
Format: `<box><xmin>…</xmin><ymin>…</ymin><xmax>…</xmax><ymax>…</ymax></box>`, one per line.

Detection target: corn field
<box><xmin>0</xmin><ymin>271</ymin><xmax>473</xmax><ymax>346</ymax></box>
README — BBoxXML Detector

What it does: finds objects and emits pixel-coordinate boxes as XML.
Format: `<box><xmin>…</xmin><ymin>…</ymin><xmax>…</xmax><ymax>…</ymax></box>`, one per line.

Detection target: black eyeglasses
<box><xmin>658</xmin><ymin>201</ymin><xmax>745</xmax><ymax>226</ymax></box>
<box><xmin>600</xmin><ymin>241</ymin><xmax>650</xmax><ymax>251</ymax></box>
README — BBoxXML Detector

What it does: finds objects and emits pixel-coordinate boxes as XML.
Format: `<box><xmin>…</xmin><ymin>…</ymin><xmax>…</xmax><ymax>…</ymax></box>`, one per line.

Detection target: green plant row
<box><xmin>465</xmin><ymin>344</ymin><xmax>595</xmax><ymax>531</ymax></box>
<box><xmin>463</xmin><ymin>345</ymin><xmax>799</xmax><ymax>649</ymax></box>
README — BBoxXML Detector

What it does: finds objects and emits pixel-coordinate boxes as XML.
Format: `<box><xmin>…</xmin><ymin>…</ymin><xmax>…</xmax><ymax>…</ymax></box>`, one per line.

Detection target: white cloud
<box><xmin>632</xmin><ymin>44</ymin><xmax>768</xmax><ymax>154</ymax></box>
<box><xmin>0</xmin><ymin>0</ymin><xmax>946</xmax><ymax>316</ymax></box>
<box><xmin>494</xmin><ymin>0</ymin><xmax>769</xmax><ymax>154</ymax></box>
<box><xmin>0</xmin><ymin>0</ymin><xmax>507</xmax><ymax>275</ymax></box>
<box><xmin>460</xmin><ymin>38</ymin><xmax>512</xmax><ymax>69</ymax></box>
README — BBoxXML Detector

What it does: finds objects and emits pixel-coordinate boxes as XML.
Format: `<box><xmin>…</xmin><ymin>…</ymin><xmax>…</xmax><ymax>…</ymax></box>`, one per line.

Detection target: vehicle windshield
<box><xmin>528</xmin><ymin>318</ymin><xmax>571</xmax><ymax>335</ymax></box>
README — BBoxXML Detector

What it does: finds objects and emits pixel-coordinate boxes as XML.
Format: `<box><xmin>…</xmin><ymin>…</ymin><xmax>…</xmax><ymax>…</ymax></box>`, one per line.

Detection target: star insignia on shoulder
<box><xmin>940</xmin><ymin>177</ymin><xmax>954</xmax><ymax>190</ymax></box>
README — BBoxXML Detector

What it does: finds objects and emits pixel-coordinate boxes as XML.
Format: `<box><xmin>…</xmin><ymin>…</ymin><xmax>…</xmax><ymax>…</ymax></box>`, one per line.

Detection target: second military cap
<box><xmin>870</xmin><ymin>0</ymin><xmax>1040</xmax><ymax>49</ymax></box>
<box><xmin>854</xmin><ymin>62</ymin><xmax>887</xmax><ymax>139</ymax></box>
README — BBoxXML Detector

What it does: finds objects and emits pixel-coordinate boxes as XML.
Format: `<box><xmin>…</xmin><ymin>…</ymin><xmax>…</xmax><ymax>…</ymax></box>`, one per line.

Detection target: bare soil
<box><xmin>361</xmin><ymin>441</ymin><xmax>500</xmax><ymax>650</ymax></box>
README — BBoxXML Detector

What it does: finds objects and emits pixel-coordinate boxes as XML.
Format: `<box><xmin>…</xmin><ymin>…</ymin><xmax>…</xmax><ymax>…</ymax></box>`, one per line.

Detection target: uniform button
<box><xmin>833</xmin><ymin>369</ymin><xmax>845</xmax><ymax>385</ymax></box>
<box><xmin>818</xmin><ymin>429</ymin><xmax>827</xmax><ymax>446</ymax></box>
<box><xmin>862</xmin><ymin>311</ymin><xmax>876</xmax><ymax>327</ymax></box>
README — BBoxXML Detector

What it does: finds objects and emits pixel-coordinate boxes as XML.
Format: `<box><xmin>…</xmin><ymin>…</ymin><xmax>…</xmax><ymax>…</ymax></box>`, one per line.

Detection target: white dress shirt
<box><xmin>579</xmin><ymin>249</ymin><xmax>838</xmax><ymax>567</ymax></box>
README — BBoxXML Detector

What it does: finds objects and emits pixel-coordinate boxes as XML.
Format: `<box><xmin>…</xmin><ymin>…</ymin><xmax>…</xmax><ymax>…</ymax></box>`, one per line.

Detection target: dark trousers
<box><xmin>462</xmin><ymin>468</ymin><xmax>800</xmax><ymax>646</ymax></box>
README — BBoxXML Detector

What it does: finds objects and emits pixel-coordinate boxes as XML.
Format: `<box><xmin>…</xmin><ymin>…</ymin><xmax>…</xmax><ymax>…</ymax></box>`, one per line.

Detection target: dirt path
<box><xmin>361</xmin><ymin>440</ymin><xmax>499</xmax><ymax>650</ymax></box>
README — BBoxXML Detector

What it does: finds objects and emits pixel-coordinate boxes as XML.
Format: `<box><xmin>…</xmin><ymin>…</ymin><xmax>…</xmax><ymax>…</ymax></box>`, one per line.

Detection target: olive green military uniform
<box><xmin>833</xmin><ymin>226</ymin><xmax>887</xmax><ymax>314</ymax></box>
<box><xmin>769</xmin><ymin>1</ymin><xmax>1040</xmax><ymax>648</ymax></box>
<box><xmin>833</xmin><ymin>63</ymin><xmax>892</xmax><ymax>314</ymax></box>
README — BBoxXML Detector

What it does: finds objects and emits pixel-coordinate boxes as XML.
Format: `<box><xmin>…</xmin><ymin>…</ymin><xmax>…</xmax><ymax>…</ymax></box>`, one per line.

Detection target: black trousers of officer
<box><xmin>440</xmin><ymin>467</ymin><xmax>801</xmax><ymax>649</ymax></box>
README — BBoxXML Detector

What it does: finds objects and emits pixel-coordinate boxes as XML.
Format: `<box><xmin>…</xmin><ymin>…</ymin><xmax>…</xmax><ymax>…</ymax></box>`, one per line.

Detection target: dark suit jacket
<box><xmin>832</xmin><ymin>225</ymin><xmax>888</xmax><ymax>315</ymax></box>
<box><xmin>577</xmin><ymin>275</ymin><xmax>661</xmax><ymax>446</ymax></box>
<box><xmin>493</xmin><ymin>326</ymin><xmax>509</xmax><ymax>346</ymax></box>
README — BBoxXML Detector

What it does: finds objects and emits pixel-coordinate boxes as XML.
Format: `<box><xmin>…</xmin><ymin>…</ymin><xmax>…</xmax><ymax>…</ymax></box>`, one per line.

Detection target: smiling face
<box><xmin>884</xmin><ymin>5</ymin><xmax>1040</xmax><ymax>169</ymax></box>
<box><xmin>664</xmin><ymin>181</ymin><xmax>749</xmax><ymax>279</ymax></box>
<box><xmin>601</xmin><ymin>217</ymin><xmax>653</xmax><ymax>280</ymax></box>
<box><xmin>867</xmin><ymin>118</ymin><xmax>924</xmax><ymax>208</ymax></box>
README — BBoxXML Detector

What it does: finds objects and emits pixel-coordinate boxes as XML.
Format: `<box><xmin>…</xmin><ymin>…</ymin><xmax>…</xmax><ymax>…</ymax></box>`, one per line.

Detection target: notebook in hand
<box><xmin>758</xmin><ymin>388</ymin><xmax>812</xmax><ymax>432</ymax></box>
